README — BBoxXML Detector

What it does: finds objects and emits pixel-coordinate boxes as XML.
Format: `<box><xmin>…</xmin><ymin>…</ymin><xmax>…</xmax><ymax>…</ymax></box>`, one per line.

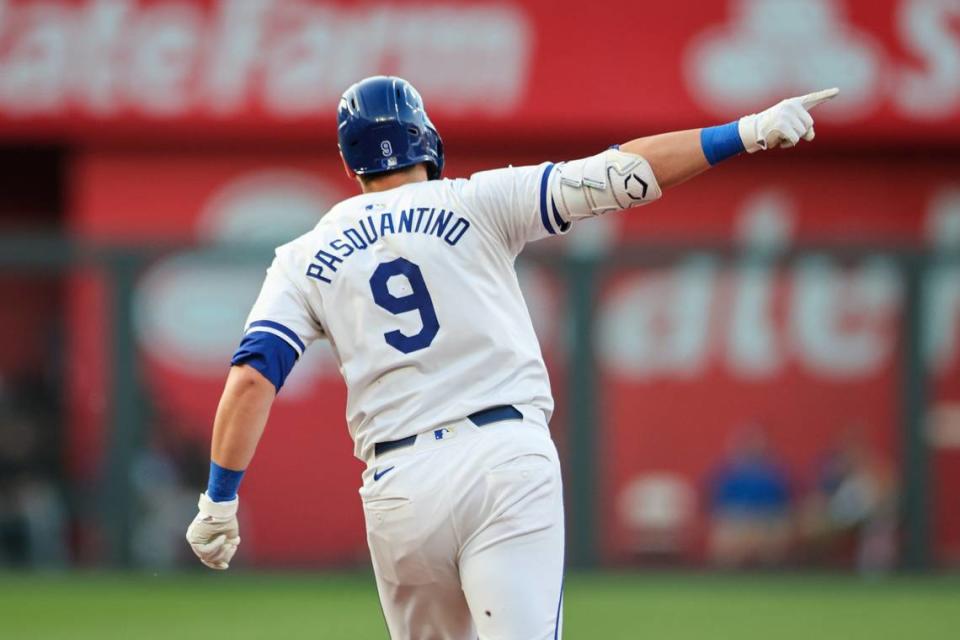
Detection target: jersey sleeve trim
<box><xmin>538</xmin><ymin>162</ymin><xmax>557</xmax><ymax>235</ymax></box>
<box><xmin>246</xmin><ymin>320</ymin><xmax>306</xmax><ymax>357</ymax></box>
<box><xmin>231</xmin><ymin>331</ymin><xmax>298</xmax><ymax>392</ymax></box>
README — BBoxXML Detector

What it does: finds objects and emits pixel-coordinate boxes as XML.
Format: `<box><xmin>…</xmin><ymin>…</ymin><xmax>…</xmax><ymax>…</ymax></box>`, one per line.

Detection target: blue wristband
<box><xmin>207</xmin><ymin>461</ymin><xmax>245</xmax><ymax>502</ymax></box>
<box><xmin>700</xmin><ymin>121</ymin><xmax>745</xmax><ymax>166</ymax></box>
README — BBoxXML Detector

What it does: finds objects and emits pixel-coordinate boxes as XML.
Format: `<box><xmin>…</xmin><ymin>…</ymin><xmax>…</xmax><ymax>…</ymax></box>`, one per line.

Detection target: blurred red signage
<box><xmin>598</xmin><ymin>159</ymin><xmax>960</xmax><ymax>565</ymax></box>
<box><xmin>1</xmin><ymin>0</ymin><xmax>958</xmax><ymax>143</ymax></box>
<box><xmin>66</xmin><ymin>148</ymin><xmax>567</xmax><ymax>565</ymax></box>
<box><xmin>67</xmin><ymin>147</ymin><xmax>960</xmax><ymax>565</ymax></box>
<box><xmin>69</xmin><ymin>151</ymin><xmax>365</xmax><ymax>564</ymax></box>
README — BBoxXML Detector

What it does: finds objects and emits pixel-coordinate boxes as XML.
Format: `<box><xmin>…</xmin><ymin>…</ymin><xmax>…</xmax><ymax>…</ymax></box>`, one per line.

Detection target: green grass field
<box><xmin>2</xmin><ymin>571</ymin><xmax>958</xmax><ymax>639</ymax></box>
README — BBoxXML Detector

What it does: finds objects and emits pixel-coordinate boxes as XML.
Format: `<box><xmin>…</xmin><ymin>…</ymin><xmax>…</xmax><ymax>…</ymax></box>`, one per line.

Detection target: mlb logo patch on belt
<box><xmin>433</xmin><ymin>427</ymin><xmax>455</xmax><ymax>441</ymax></box>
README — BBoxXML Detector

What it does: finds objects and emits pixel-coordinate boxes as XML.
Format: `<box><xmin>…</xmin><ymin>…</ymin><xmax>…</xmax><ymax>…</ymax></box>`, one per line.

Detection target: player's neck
<box><xmin>358</xmin><ymin>165</ymin><xmax>429</xmax><ymax>193</ymax></box>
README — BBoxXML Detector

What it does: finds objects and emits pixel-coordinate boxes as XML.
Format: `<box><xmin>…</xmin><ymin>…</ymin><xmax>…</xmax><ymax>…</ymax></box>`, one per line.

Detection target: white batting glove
<box><xmin>186</xmin><ymin>493</ymin><xmax>241</xmax><ymax>570</ymax></box>
<box><xmin>738</xmin><ymin>88</ymin><xmax>840</xmax><ymax>152</ymax></box>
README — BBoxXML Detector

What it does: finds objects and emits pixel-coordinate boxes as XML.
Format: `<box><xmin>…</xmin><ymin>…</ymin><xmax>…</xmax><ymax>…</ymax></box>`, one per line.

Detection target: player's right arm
<box><xmin>186</xmin><ymin>241</ymin><xmax>324</xmax><ymax>570</ymax></box>
<box><xmin>184</xmin><ymin>364</ymin><xmax>274</xmax><ymax>570</ymax></box>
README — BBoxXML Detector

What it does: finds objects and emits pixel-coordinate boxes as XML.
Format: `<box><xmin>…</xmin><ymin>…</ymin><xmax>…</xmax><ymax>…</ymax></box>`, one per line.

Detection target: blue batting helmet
<box><xmin>337</xmin><ymin>76</ymin><xmax>444</xmax><ymax>180</ymax></box>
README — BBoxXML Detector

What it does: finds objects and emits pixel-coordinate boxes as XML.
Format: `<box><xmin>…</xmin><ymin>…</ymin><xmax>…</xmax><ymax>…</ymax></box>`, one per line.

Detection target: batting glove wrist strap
<box><xmin>198</xmin><ymin>492</ymin><xmax>238</xmax><ymax>519</ymax></box>
<box><xmin>738</xmin><ymin>114</ymin><xmax>765</xmax><ymax>153</ymax></box>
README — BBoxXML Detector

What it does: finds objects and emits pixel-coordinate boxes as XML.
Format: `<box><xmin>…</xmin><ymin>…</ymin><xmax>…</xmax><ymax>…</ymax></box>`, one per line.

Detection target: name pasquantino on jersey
<box><xmin>305</xmin><ymin>206</ymin><xmax>471</xmax><ymax>284</ymax></box>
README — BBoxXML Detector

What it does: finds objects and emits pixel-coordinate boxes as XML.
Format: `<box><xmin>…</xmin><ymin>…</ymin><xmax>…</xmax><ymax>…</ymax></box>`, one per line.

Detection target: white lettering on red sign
<box><xmin>0</xmin><ymin>0</ymin><xmax>531</xmax><ymax>118</ymax></box>
<box><xmin>896</xmin><ymin>0</ymin><xmax>960</xmax><ymax>119</ymax></box>
<box><xmin>598</xmin><ymin>189</ymin><xmax>960</xmax><ymax>381</ymax></box>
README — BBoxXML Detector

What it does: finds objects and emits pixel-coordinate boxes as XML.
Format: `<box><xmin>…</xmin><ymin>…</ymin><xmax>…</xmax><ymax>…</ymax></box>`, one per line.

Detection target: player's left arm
<box><xmin>620</xmin><ymin>88</ymin><xmax>839</xmax><ymax>189</ymax></box>
<box><xmin>549</xmin><ymin>88</ymin><xmax>840</xmax><ymax>223</ymax></box>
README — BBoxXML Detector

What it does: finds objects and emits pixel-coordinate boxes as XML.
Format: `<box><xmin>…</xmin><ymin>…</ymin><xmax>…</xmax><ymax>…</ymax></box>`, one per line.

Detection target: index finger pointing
<box><xmin>799</xmin><ymin>87</ymin><xmax>840</xmax><ymax>110</ymax></box>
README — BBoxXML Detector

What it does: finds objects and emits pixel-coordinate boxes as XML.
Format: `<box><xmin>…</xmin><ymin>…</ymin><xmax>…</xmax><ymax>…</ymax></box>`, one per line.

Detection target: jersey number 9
<box><xmin>369</xmin><ymin>258</ymin><xmax>440</xmax><ymax>354</ymax></box>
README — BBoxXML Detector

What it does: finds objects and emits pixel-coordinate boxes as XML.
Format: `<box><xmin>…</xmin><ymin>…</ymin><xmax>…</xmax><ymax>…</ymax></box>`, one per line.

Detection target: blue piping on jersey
<box><xmin>554</xmin><ymin>585</ymin><xmax>564</xmax><ymax>639</ymax></box>
<box><xmin>248</xmin><ymin>320</ymin><xmax>306</xmax><ymax>354</ymax></box>
<box><xmin>539</xmin><ymin>163</ymin><xmax>557</xmax><ymax>235</ymax></box>
<box><xmin>554</xmin><ymin>544</ymin><xmax>565</xmax><ymax>639</ymax></box>
<box><xmin>551</xmin><ymin>197</ymin><xmax>571</xmax><ymax>233</ymax></box>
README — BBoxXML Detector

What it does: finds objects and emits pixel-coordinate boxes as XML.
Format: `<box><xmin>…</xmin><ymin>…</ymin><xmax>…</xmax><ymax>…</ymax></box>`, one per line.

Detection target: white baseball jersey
<box><xmin>241</xmin><ymin>162</ymin><xmax>570</xmax><ymax>462</ymax></box>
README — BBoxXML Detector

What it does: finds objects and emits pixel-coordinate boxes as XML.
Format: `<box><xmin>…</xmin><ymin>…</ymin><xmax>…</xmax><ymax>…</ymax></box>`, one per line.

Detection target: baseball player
<box><xmin>186</xmin><ymin>76</ymin><xmax>839</xmax><ymax>639</ymax></box>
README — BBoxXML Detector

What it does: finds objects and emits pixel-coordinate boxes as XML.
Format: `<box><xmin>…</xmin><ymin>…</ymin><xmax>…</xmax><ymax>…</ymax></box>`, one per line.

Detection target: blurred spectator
<box><xmin>799</xmin><ymin>426</ymin><xmax>898</xmax><ymax>574</ymax></box>
<box><xmin>0</xmin><ymin>374</ymin><xmax>68</xmax><ymax>567</ymax></box>
<box><xmin>618</xmin><ymin>472</ymin><xmax>696</xmax><ymax>564</ymax></box>
<box><xmin>707</xmin><ymin>425</ymin><xmax>792</xmax><ymax>568</ymax></box>
<box><xmin>131</xmin><ymin>413</ymin><xmax>209</xmax><ymax>569</ymax></box>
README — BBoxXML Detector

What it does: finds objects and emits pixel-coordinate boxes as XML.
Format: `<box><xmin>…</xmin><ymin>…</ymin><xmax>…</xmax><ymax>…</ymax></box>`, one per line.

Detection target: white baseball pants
<box><xmin>359</xmin><ymin>408</ymin><xmax>565</xmax><ymax>639</ymax></box>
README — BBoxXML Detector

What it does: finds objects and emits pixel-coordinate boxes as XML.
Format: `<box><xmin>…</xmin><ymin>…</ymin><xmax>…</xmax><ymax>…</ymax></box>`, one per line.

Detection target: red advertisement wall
<box><xmin>68</xmin><ymin>148</ymin><xmax>960</xmax><ymax>564</ymax></box>
<box><xmin>35</xmin><ymin>0</ymin><xmax>959</xmax><ymax>565</ymax></box>
<box><xmin>1</xmin><ymin>0</ymin><xmax>958</xmax><ymax>145</ymax></box>
<box><xmin>67</xmin><ymin>148</ymin><xmax>568</xmax><ymax>564</ymax></box>
<box><xmin>68</xmin><ymin>151</ymin><xmax>365</xmax><ymax>564</ymax></box>
<box><xmin>595</xmin><ymin>157</ymin><xmax>960</xmax><ymax>563</ymax></box>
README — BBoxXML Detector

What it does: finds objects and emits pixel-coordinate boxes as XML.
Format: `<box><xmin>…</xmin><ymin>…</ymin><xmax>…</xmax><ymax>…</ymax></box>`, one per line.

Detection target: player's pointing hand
<box><xmin>738</xmin><ymin>88</ymin><xmax>840</xmax><ymax>152</ymax></box>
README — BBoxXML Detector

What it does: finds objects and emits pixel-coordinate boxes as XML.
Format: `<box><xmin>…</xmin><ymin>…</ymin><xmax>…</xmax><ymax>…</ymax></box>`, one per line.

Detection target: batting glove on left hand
<box><xmin>186</xmin><ymin>493</ymin><xmax>240</xmax><ymax>570</ymax></box>
<box><xmin>739</xmin><ymin>88</ymin><xmax>840</xmax><ymax>152</ymax></box>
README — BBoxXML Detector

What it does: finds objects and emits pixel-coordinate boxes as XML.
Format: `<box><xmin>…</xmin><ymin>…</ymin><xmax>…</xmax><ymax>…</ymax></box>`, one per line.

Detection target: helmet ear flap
<box><xmin>340</xmin><ymin>154</ymin><xmax>355</xmax><ymax>180</ymax></box>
